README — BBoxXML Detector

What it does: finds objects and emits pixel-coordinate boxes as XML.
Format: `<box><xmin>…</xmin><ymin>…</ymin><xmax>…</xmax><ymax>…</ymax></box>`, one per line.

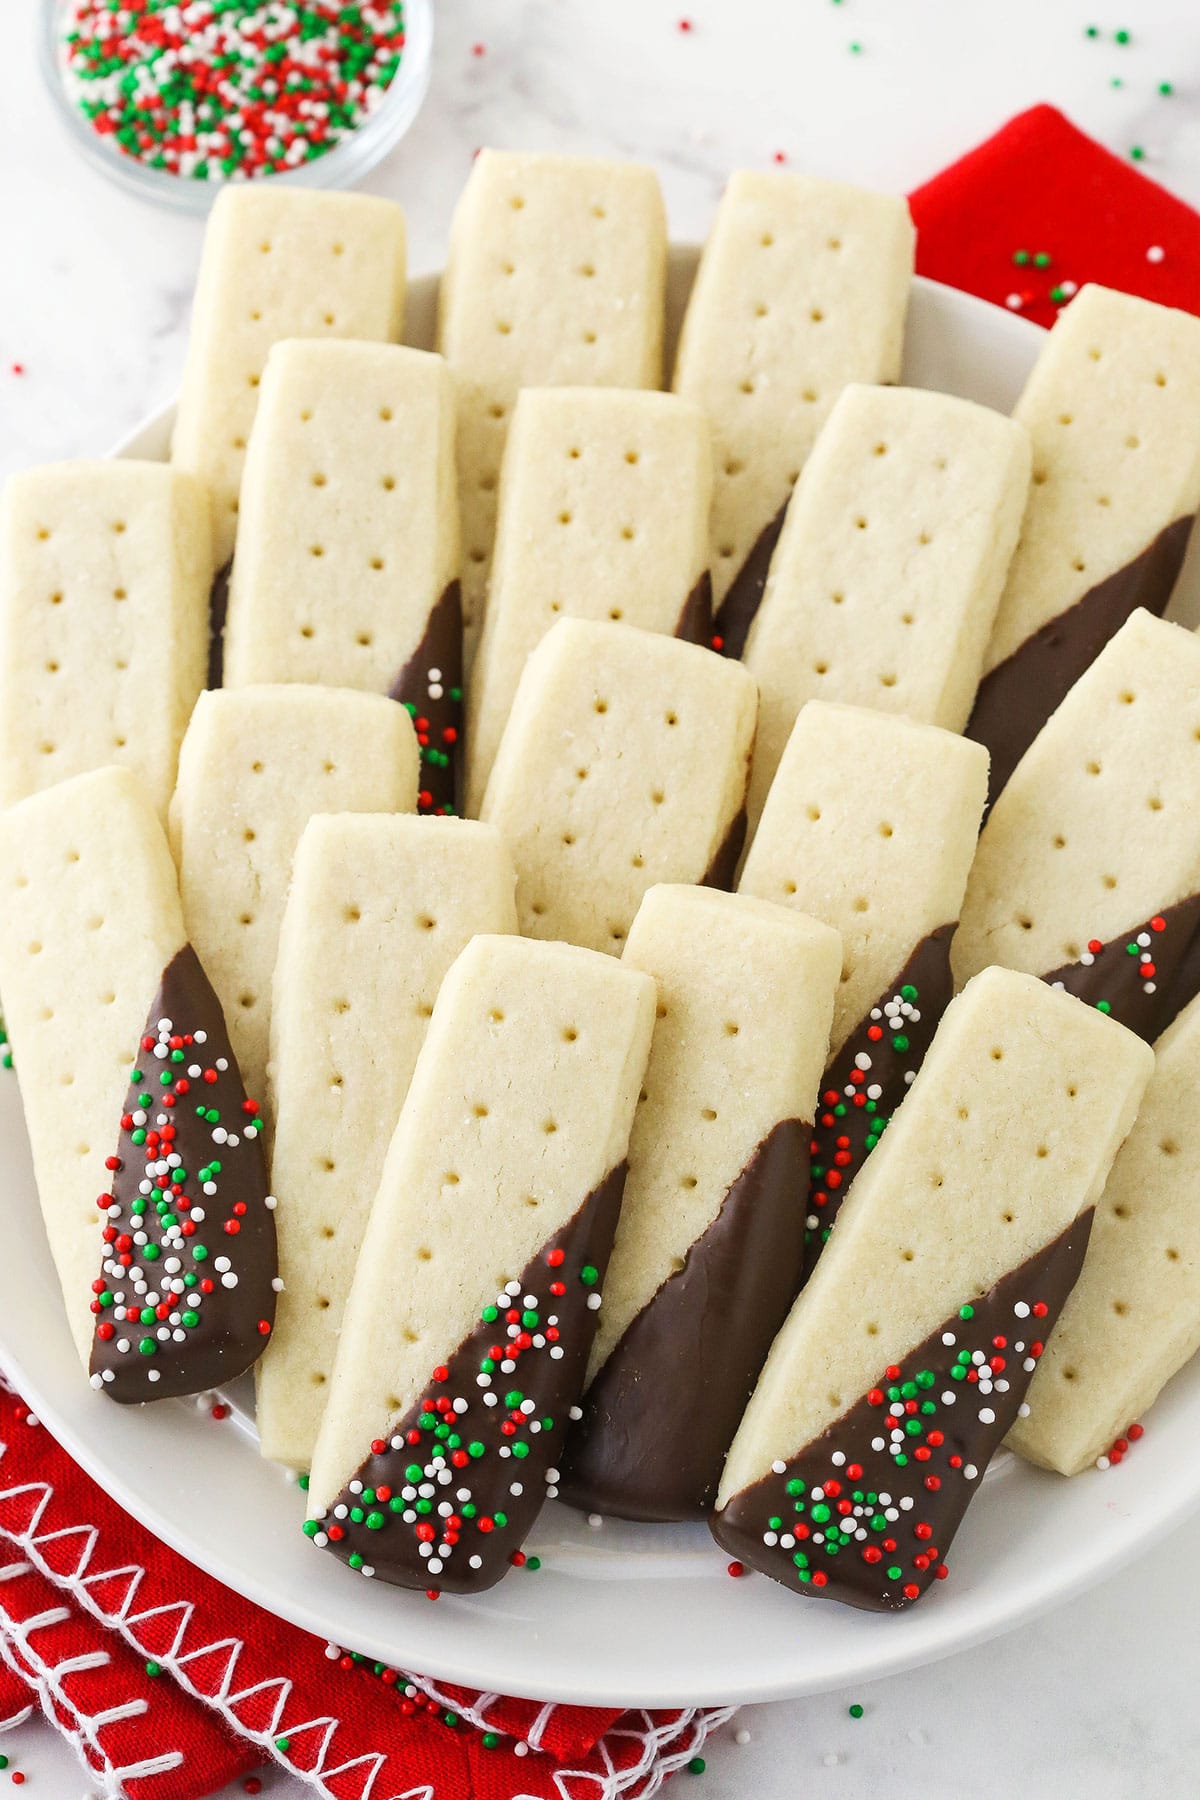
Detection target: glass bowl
<box><xmin>38</xmin><ymin>0</ymin><xmax>433</xmax><ymax>216</ymax></box>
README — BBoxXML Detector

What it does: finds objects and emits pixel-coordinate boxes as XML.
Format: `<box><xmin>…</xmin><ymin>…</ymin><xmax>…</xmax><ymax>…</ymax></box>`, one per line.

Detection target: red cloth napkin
<box><xmin>909</xmin><ymin>103</ymin><xmax>1200</xmax><ymax>328</ymax></box>
<box><xmin>5</xmin><ymin>102</ymin><xmax>1200</xmax><ymax>1800</ymax></box>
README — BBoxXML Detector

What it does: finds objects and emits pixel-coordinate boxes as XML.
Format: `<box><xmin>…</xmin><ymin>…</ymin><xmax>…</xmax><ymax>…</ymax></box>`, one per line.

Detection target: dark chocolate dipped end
<box><xmin>701</xmin><ymin>808</ymin><xmax>747</xmax><ymax>891</ymax></box>
<box><xmin>389</xmin><ymin>579</ymin><xmax>464</xmax><ymax>818</ymax></box>
<box><xmin>711</xmin><ymin>499</ymin><xmax>790</xmax><ymax>660</ymax></box>
<box><xmin>1040</xmin><ymin>892</ymin><xmax>1200</xmax><ymax>1043</ymax></box>
<box><xmin>711</xmin><ymin>1211</ymin><xmax>1092</xmax><ymax>1611</ymax></box>
<box><xmin>967</xmin><ymin>515</ymin><xmax>1194</xmax><ymax>809</ymax></box>
<box><xmin>561</xmin><ymin>1119</ymin><xmax>809</xmax><ymax>1521</ymax></box>
<box><xmin>88</xmin><ymin>944</ymin><xmax>278</xmax><ymax>1403</ymax></box>
<box><xmin>674</xmin><ymin>571</ymin><xmax>716</xmax><ymax>648</ymax></box>
<box><xmin>308</xmin><ymin>1164</ymin><xmax>627</xmax><ymax>1593</ymax></box>
<box><xmin>207</xmin><ymin>560</ymin><xmax>231</xmax><ymax>690</ymax></box>
<box><xmin>804</xmin><ymin>926</ymin><xmax>956</xmax><ymax>1285</ymax></box>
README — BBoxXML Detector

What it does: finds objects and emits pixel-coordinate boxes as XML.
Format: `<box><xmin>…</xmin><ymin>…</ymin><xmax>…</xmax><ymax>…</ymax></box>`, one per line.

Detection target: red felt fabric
<box><xmin>5</xmin><ymin>101</ymin><xmax>1200</xmax><ymax>1800</ymax></box>
<box><xmin>909</xmin><ymin>103</ymin><xmax>1200</xmax><ymax>330</ymax></box>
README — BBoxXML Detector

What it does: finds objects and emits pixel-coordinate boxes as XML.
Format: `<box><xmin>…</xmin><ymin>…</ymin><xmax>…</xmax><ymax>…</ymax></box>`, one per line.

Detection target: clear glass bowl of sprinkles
<box><xmin>39</xmin><ymin>0</ymin><xmax>433</xmax><ymax>215</ymax></box>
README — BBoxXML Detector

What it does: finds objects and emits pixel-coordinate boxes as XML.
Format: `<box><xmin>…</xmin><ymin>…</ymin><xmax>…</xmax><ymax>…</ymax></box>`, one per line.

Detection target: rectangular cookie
<box><xmin>673</xmin><ymin>170</ymin><xmax>915</xmax><ymax>654</ymax></box>
<box><xmin>172</xmin><ymin>186</ymin><xmax>407</xmax><ymax>568</ymax></box>
<box><xmin>305</xmin><ymin>933</ymin><xmax>656</xmax><ymax>1592</ymax></box>
<box><xmin>169</xmin><ymin>685</ymin><xmax>419</xmax><ymax>1105</ymax></box>
<box><xmin>0</xmin><ymin>461</ymin><xmax>212</xmax><ymax>821</ymax></box>
<box><xmin>1009</xmin><ymin>994</ymin><xmax>1200</xmax><ymax>1475</ymax></box>
<box><xmin>222</xmin><ymin>339</ymin><xmax>461</xmax><ymax>815</ymax></box>
<box><xmin>739</xmin><ymin>702</ymin><xmax>989</xmax><ymax>1279</ymax></box>
<box><xmin>954</xmin><ymin>609</ymin><xmax>1200</xmax><ymax>1041</ymax></box>
<box><xmin>712</xmin><ymin>966</ymin><xmax>1153</xmax><ymax>1611</ymax></box>
<box><xmin>480</xmin><ymin>618</ymin><xmax>757</xmax><ymax>951</ymax></box>
<box><xmin>561</xmin><ymin>885</ymin><xmax>841</xmax><ymax>1521</ymax></box>
<box><xmin>436</xmin><ymin>149</ymin><xmax>667</xmax><ymax>637</ymax></box>
<box><xmin>968</xmin><ymin>284</ymin><xmax>1200</xmax><ymax>802</ymax></box>
<box><xmin>257</xmin><ymin>813</ymin><xmax>518</xmax><ymax>1469</ymax></box>
<box><xmin>0</xmin><ymin>767</ymin><xmax>278</xmax><ymax>1402</ymax></box>
<box><xmin>742</xmin><ymin>385</ymin><xmax>1030</xmax><ymax>826</ymax></box>
<box><xmin>464</xmin><ymin>388</ymin><xmax>714</xmax><ymax>816</ymax></box>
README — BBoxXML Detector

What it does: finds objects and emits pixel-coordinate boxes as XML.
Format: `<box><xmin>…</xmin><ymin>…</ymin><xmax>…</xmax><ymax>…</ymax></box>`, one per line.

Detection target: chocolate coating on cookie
<box><xmin>673</xmin><ymin>571</ymin><xmax>716</xmax><ymax>648</ymax></box>
<box><xmin>968</xmin><ymin>515</ymin><xmax>1194</xmax><ymax>808</ymax></box>
<box><xmin>711</xmin><ymin>1212</ymin><xmax>1092</xmax><ymax>1610</ymax></box>
<box><xmin>1041</xmin><ymin>893</ymin><xmax>1200</xmax><ymax>1043</ymax></box>
<box><xmin>308</xmin><ymin>1164</ymin><xmax>626</xmax><ymax>1593</ymax></box>
<box><xmin>561</xmin><ymin>1119</ymin><xmax>809</xmax><ymax>1521</ymax></box>
<box><xmin>389</xmin><ymin>579</ymin><xmax>463</xmax><ymax>816</ymax></box>
<box><xmin>89</xmin><ymin>944</ymin><xmax>277</xmax><ymax>1403</ymax></box>
<box><xmin>711</xmin><ymin>499</ymin><xmax>789</xmax><ymax>660</ymax></box>
<box><xmin>805</xmin><ymin>926</ymin><xmax>955</xmax><ymax>1282</ymax></box>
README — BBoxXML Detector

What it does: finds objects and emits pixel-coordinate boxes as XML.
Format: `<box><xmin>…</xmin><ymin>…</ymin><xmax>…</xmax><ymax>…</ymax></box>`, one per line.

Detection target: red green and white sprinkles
<box><xmin>57</xmin><ymin>1</ymin><xmax>407</xmax><ymax>182</ymax></box>
<box><xmin>89</xmin><ymin>1011</ymin><xmax>276</xmax><ymax>1384</ymax></box>
<box><xmin>306</xmin><ymin>1244</ymin><xmax>599</xmax><ymax>1583</ymax></box>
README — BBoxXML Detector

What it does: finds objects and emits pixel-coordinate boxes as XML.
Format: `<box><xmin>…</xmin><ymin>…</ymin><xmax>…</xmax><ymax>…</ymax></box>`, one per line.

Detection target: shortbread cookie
<box><xmin>561</xmin><ymin>886</ymin><xmax>841</xmax><ymax>1520</ymax></box>
<box><xmin>464</xmin><ymin>388</ymin><xmax>714</xmax><ymax>815</ymax></box>
<box><xmin>968</xmin><ymin>285</ymin><xmax>1200</xmax><ymax>802</ymax></box>
<box><xmin>169</xmin><ymin>686</ymin><xmax>419</xmax><ymax>1105</ymax></box>
<box><xmin>436</xmin><ymin>150</ymin><xmax>667</xmax><ymax>635</ymax></box>
<box><xmin>0</xmin><ymin>461</ymin><xmax>211</xmax><ymax>821</ymax></box>
<box><xmin>673</xmin><ymin>171</ymin><xmax>915</xmax><ymax>654</ymax></box>
<box><xmin>305</xmin><ymin>933</ymin><xmax>655</xmax><ymax>1592</ymax></box>
<box><xmin>257</xmin><ymin>814</ymin><xmax>518</xmax><ymax>1469</ymax></box>
<box><xmin>740</xmin><ymin>703</ymin><xmax>989</xmax><ymax>1277</ymax></box>
<box><xmin>712</xmin><ymin>967</ymin><xmax>1153</xmax><ymax>1611</ymax></box>
<box><xmin>480</xmin><ymin>619</ymin><xmax>757</xmax><ymax>951</ymax></box>
<box><xmin>172</xmin><ymin>186</ymin><xmax>407</xmax><ymax>569</ymax></box>
<box><xmin>742</xmin><ymin>386</ymin><xmax>1029</xmax><ymax>824</ymax></box>
<box><xmin>223</xmin><ymin>341</ymin><xmax>461</xmax><ymax>813</ymax></box>
<box><xmin>0</xmin><ymin>768</ymin><xmax>277</xmax><ymax>1399</ymax></box>
<box><xmin>955</xmin><ymin>610</ymin><xmax>1200</xmax><ymax>1040</ymax></box>
<box><xmin>1009</xmin><ymin>995</ymin><xmax>1200</xmax><ymax>1475</ymax></box>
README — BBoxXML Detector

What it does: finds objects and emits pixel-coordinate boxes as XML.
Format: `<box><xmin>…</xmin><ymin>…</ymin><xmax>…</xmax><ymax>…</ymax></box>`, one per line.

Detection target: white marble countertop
<box><xmin>4</xmin><ymin>0</ymin><xmax>1200</xmax><ymax>1794</ymax></box>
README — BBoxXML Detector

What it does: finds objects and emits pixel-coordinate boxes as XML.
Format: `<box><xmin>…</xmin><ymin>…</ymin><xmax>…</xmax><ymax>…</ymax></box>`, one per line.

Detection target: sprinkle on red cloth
<box><xmin>909</xmin><ymin>103</ymin><xmax>1200</xmax><ymax>330</ymax></box>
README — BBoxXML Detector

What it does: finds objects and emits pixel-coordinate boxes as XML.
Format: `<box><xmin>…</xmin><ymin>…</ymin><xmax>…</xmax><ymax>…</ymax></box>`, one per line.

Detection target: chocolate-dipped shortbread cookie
<box><xmin>465</xmin><ymin>388</ymin><xmax>714</xmax><ymax>815</ymax></box>
<box><xmin>257</xmin><ymin>814</ymin><xmax>518</xmax><ymax>1470</ymax></box>
<box><xmin>967</xmin><ymin>285</ymin><xmax>1200</xmax><ymax>805</ymax></box>
<box><xmin>1010</xmin><ymin>993</ymin><xmax>1200</xmax><ymax>1475</ymax></box>
<box><xmin>955</xmin><ymin>610</ymin><xmax>1200</xmax><ymax>1040</ymax></box>
<box><xmin>561</xmin><ymin>886</ymin><xmax>840</xmax><ymax>1520</ymax></box>
<box><xmin>0</xmin><ymin>461</ymin><xmax>211</xmax><ymax>821</ymax></box>
<box><xmin>0</xmin><ymin>768</ymin><xmax>278</xmax><ymax>1399</ymax></box>
<box><xmin>673</xmin><ymin>171</ymin><xmax>914</xmax><ymax>655</ymax></box>
<box><xmin>223</xmin><ymin>341</ymin><xmax>462</xmax><ymax>814</ymax></box>
<box><xmin>711</xmin><ymin>968</ymin><xmax>1152</xmax><ymax>1611</ymax></box>
<box><xmin>742</xmin><ymin>385</ymin><xmax>1029</xmax><ymax>827</ymax></box>
<box><xmin>437</xmin><ymin>150</ymin><xmax>667</xmax><ymax>642</ymax></box>
<box><xmin>170</xmin><ymin>685</ymin><xmax>418</xmax><ymax>1106</ymax></box>
<box><xmin>171</xmin><ymin>185</ymin><xmax>407</xmax><ymax>571</ymax></box>
<box><xmin>305</xmin><ymin>935</ymin><xmax>655</xmax><ymax>1593</ymax></box>
<box><xmin>739</xmin><ymin>702</ymin><xmax>988</xmax><ymax>1274</ymax></box>
<box><xmin>480</xmin><ymin>619</ymin><xmax>757</xmax><ymax>952</ymax></box>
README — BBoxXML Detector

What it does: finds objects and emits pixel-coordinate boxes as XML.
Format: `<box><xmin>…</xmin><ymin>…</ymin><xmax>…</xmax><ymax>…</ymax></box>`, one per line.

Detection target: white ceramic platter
<box><xmin>4</xmin><ymin>251</ymin><xmax>1200</xmax><ymax>1709</ymax></box>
